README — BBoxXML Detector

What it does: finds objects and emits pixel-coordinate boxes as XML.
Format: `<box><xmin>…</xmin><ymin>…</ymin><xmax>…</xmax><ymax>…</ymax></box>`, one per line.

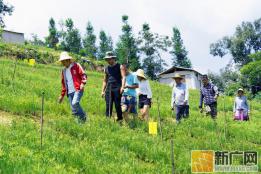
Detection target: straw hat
<box><xmin>136</xmin><ymin>69</ymin><xmax>147</xmax><ymax>79</ymax></box>
<box><xmin>59</xmin><ymin>52</ymin><xmax>73</xmax><ymax>61</ymax></box>
<box><xmin>104</xmin><ymin>51</ymin><xmax>116</xmax><ymax>59</ymax></box>
<box><xmin>237</xmin><ymin>88</ymin><xmax>244</xmax><ymax>93</ymax></box>
<box><xmin>172</xmin><ymin>73</ymin><xmax>183</xmax><ymax>79</ymax></box>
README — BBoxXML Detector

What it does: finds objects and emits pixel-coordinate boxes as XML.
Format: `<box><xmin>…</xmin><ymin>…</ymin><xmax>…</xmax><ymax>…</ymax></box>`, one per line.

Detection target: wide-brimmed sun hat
<box><xmin>104</xmin><ymin>51</ymin><xmax>116</xmax><ymax>59</ymax></box>
<box><xmin>136</xmin><ymin>69</ymin><xmax>147</xmax><ymax>79</ymax></box>
<box><xmin>59</xmin><ymin>51</ymin><xmax>73</xmax><ymax>61</ymax></box>
<box><xmin>237</xmin><ymin>88</ymin><xmax>244</xmax><ymax>93</ymax></box>
<box><xmin>172</xmin><ymin>73</ymin><xmax>183</xmax><ymax>79</ymax></box>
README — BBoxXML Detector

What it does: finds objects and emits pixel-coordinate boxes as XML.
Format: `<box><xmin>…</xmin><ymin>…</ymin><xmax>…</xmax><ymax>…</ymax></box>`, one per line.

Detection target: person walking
<box><xmin>136</xmin><ymin>69</ymin><xmax>152</xmax><ymax>121</ymax></box>
<box><xmin>120</xmin><ymin>64</ymin><xmax>139</xmax><ymax>122</ymax></box>
<box><xmin>199</xmin><ymin>75</ymin><xmax>219</xmax><ymax>119</ymax></box>
<box><xmin>101</xmin><ymin>51</ymin><xmax>123</xmax><ymax>121</ymax></box>
<box><xmin>233</xmin><ymin>88</ymin><xmax>249</xmax><ymax>121</ymax></box>
<box><xmin>58</xmin><ymin>52</ymin><xmax>87</xmax><ymax>123</ymax></box>
<box><xmin>171</xmin><ymin>74</ymin><xmax>189</xmax><ymax>124</ymax></box>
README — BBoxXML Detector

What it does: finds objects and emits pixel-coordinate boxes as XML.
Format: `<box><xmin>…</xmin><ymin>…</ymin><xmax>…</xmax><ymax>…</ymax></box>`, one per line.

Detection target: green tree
<box><xmin>208</xmin><ymin>62</ymin><xmax>240</xmax><ymax>92</ymax></box>
<box><xmin>28</xmin><ymin>34</ymin><xmax>45</xmax><ymax>46</ymax></box>
<box><xmin>45</xmin><ymin>18</ymin><xmax>59</xmax><ymax>49</ymax></box>
<box><xmin>240</xmin><ymin>51</ymin><xmax>261</xmax><ymax>87</ymax></box>
<box><xmin>170</xmin><ymin>27</ymin><xmax>192</xmax><ymax>68</ymax></box>
<box><xmin>210</xmin><ymin>18</ymin><xmax>261</xmax><ymax>66</ymax></box>
<box><xmin>97</xmin><ymin>30</ymin><xmax>113</xmax><ymax>59</ymax></box>
<box><xmin>116</xmin><ymin>15</ymin><xmax>140</xmax><ymax>71</ymax></box>
<box><xmin>61</xmin><ymin>18</ymin><xmax>82</xmax><ymax>54</ymax></box>
<box><xmin>83</xmin><ymin>21</ymin><xmax>97</xmax><ymax>58</ymax></box>
<box><xmin>138</xmin><ymin>23</ymin><xmax>170</xmax><ymax>79</ymax></box>
<box><xmin>107</xmin><ymin>36</ymin><xmax>113</xmax><ymax>52</ymax></box>
<box><xmin>0</xmin><ymin>0</ymin><xmax>13</xmax><ymax>27</ymax></box>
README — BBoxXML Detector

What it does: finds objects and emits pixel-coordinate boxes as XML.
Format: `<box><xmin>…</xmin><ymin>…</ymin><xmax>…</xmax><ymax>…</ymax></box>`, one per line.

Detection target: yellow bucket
<box><xmin>29</xmin><ymin>59</ymin><xmax>36</xmax><ymax>66</ymax></box>
<box><xmin>149</xmin><ymin>122</ymin><xmax>157</xmax><ymax>135</ymax></box>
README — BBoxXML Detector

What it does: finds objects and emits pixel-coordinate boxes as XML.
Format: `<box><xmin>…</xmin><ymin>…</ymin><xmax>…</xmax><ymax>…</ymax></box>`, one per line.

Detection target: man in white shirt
<box><xmin>58</xmin><ymin>52</ymin><xmax>87</xmax><ymax>123</ymax></box>
<box><xmin>171</xmin><ymin>74</ymin><xmax>189</xmax><ymax>123</ymax></box>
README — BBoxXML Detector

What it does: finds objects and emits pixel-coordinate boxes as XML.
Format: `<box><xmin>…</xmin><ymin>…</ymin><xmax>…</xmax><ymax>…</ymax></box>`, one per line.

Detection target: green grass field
<box><xmin>0</xmin><ymin>58</ymin><xmax>260</xmax><ymax>174</ymax></box>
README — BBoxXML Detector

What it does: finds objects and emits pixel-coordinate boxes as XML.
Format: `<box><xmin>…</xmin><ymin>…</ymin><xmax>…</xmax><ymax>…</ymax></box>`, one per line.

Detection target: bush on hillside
<box><xmin>0</xmin><ymin>42</ymin><xmax>60</xmax><ymax>64</ymax></box>
<box><xmin>224</xmin><ymin>83</ymin><xmax>242</xmax><ymax>96</ymax></box>
<box><xmin>0</xmin><ymin>42</ymin><xmax>107</xmax><ymax>70</ymax></box>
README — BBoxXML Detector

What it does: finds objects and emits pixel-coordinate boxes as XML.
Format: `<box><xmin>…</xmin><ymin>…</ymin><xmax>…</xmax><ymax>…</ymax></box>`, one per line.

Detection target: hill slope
<box><xmin>0</xmin><ymin>58</ymin><xmax>260</xmax><ymax>173</ymax></box>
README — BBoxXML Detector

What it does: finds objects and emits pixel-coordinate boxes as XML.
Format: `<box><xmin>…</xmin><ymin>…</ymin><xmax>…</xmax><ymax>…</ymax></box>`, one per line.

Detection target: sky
<box><xmin>4</xmin><ymin>0</ymin><xmax>261</xmax><ymax>73</ymax></box>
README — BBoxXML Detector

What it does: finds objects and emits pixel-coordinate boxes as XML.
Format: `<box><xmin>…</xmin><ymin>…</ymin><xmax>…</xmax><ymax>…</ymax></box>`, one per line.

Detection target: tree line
<box><xmin>208</xmin><ymin>17</ymin><xmax>261</xmax><ymax>97</ymax></box>
<box><xmin>29</xmin><ymin>15</ymin><xmax>192</xmax><ymax>79</ymax></box>
<box><xmin>0</xmin><ymin>1</ymin><xmax>192</xmax><ymax>79</ymax></box>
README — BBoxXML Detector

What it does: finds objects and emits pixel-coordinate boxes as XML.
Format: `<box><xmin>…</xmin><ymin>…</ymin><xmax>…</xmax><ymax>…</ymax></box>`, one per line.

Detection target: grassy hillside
<box><xmin>0</xmin><ymin>58</ymin><xmax>260</xmax><ymax>174</ymax></box>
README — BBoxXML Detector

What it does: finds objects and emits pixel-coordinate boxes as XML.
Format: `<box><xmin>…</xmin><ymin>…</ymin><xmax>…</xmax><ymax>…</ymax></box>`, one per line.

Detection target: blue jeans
<box><xmin>68</xmin><ymin>91</ymin><xmax>86</xmax><ymax>121</ymax></box>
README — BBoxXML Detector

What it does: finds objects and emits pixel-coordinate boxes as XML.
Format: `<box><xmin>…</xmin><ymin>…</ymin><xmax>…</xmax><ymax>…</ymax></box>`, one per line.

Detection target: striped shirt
<box><xmin>199</xmin><ymin>83</ymin><xmax>218</xmax><ymax>107</ymax></box>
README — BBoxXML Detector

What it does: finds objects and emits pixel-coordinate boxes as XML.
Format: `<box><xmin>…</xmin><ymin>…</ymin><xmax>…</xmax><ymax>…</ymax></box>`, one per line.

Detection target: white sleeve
<box><xmin>185</xmin><ymin>84</ymin><xmax>189</xmax><ymax>101</ymax></box>
<box><xmin>213</xmin><ymin>85</ymin><xmax>219</xmax><ymax>95</ymax></box>
<box><xmin>233</xmin><ymin>98</ymin><xmax>236</xmax><ymax>112</ymax></box>
<box><xmin>147</xmin><ymin>81</ymin><xmax>152</xmax><ymax>98</ymax></box>
<box><xmin>171</xmin><ymin>86</ymin><xmax>175</xmax><ymax>108</ymax></box>
<box><xmin>136</xmin><ymin>81</ymin><xmax>141</xmax><ymax>95</ymax></box>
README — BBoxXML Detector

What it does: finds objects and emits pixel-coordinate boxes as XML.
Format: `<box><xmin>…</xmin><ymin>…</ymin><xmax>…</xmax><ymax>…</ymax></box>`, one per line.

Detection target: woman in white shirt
<box><xmin>136</xmin><ymin>69</ymin><xmax>152</xmax><ymax>121</ymax></box>
<box><xmin>233</xmin><ymin>88</ymin><xmax>249</xmax><ymax>121</ymax></box>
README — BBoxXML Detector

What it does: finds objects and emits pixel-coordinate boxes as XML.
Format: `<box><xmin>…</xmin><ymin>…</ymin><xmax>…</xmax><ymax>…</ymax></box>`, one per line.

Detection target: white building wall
<box><xmin>159</xmin><ymin>71</ymin><xmax>202</xmax><ymax>90</ymax></box>
<box><xmin>2</xmin><ymin>31</ymin><xmax>25</xmax><ymax>44</ymax></box>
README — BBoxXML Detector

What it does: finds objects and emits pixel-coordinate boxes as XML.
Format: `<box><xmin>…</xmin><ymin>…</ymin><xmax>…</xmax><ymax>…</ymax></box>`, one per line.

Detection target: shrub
<box><xmin>224</xmin><ymin>83</ymin><xmax>241</xmax><ymax>96</ymax></box>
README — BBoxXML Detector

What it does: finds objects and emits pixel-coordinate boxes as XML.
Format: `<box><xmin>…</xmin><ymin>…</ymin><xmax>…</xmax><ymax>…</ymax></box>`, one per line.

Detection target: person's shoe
<box><xmin>78</xmin><ymin>116</ymin><xmax>87</xmax><ymax>124</ymax></box>
<box><xmin>116</xmin><ymin>118</ymin><xmax>123</xmax><ymax>122</ymax></box>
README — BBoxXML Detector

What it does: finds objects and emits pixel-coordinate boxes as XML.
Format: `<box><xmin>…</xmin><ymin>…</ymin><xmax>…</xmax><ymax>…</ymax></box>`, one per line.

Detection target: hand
<box><xmin>58</xmin><ymin>96</ymin><xmax>64</xmax><ymax>104</ymax></box>
<box><xmin>80</xmin><ymin>83</ymin><xmax>85</xmax><ymax>91</ymax></box>
<box><xmin>214</xmin><ymin>95</ymin><xmax>218</xmax><ymax>100</ymax></box>
<box><xmin>120</xmin><ymin>87</ymin><xmax>124</xmax><ymax>94</ymax></box>
<box><xmin>101</xmin><ymin>91</ymin><xmax>105</xmax><ymax>98</ymax></box>
<box><xmin>171</xmin><ymin>107</ymin><xmax>174</xmax><ymax>111</ymax></box>
<box><xmin>199</xmin><ymin>107</ymin><xmax>203</xmax><ymax>113</ymax></box>
<box><xmin>183</xmin><ymin>100</ymin><xmax>188</xmax><ymax>105</ymax></box>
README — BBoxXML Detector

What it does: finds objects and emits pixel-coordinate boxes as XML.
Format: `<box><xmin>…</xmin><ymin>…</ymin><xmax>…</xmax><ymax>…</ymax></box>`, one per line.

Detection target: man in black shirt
<box><xmin>101</xmin><ymin>51</ymin><xmax>123</xmax><ymax>121</ymax></box>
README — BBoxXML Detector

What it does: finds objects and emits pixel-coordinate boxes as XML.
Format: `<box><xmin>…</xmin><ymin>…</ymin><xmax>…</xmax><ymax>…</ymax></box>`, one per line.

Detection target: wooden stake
<box><xmin>11</xmin><ymin>58</ymin><xmax>18</xmax><ymax>85</ymax></box>
<box><xmin>40</xmin><ymin>92</ymin><xmax>45</xmax><ymax>150</ymax></box>
<box><xmin>171</xmin><ymin>138</ymin><xmax>175</xmax><ymax>174</ymax></box>
<box><xmin>157</xmin><ymin>95</ymin><xmax>163</xmax><ymax>141</ymax></box>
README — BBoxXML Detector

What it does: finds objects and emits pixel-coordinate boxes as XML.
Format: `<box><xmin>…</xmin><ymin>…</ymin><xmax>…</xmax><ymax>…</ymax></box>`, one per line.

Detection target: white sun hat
<box><xmin>59</xmin><ymin>51</ymin><xmax>73</xmax><ymax>61</ymax></box>
<box><xmin>136</xmin><ymin>69</ymin><xmax>147</xmax><ymax>79</ymax></box>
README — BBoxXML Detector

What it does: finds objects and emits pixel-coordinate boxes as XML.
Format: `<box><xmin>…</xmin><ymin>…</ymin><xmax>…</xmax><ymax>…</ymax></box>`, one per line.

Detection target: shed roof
<box><xmin>159</xmin><ymin>66</ymin><xmax>202</xmax><ymax>76</ymax></box>
<box><xmin>2</xmin><ymin>30</ymin><xmax>24</xmax><ymax>35</ymax></box>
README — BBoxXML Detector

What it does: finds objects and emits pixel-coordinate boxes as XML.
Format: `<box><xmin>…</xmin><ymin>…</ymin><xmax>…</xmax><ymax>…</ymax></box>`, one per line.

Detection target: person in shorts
<box><xmin>120</xmin><ymin>64</ymin><xmax>139</xmax><ymax>122</ymax></box>
<box><xmin>136</xmin><ymin>69</ymin><xmax>152</xmax><ymax>121</ymax></box>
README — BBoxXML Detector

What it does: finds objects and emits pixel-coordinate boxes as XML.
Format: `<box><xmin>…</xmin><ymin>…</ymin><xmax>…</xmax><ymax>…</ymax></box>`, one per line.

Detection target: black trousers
<box><xmin>206</xmin><ymin>102</ymin><xmax>217</xmax><ymax>119</ymax></box>
<box><xmin>176</xmin><ymin>105</ymin><xmax>189</xmax><ymax>121</ymax></box>
<box><xmin>105</xmin><ymin>89</ymin><xmax>123</xmax><ymax>120</ymax></box>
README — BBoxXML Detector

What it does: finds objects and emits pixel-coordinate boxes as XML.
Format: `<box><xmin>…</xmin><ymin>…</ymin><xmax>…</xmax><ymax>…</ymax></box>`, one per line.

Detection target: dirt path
<box><xmin>0</xmin><ymin>111</ymin><xmax>13</xmax><ymax>126</ymax></box>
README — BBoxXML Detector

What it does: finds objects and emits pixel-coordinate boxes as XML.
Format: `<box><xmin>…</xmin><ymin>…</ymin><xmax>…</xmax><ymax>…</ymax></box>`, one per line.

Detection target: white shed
<box><xmin>1</xmin><ymin>30</ymin><xmax>25</xmax><ymax>44</ymax></box>
<box><xmin>158</xmin><ymin>66</ymin><xmax>203</xmax><ymax>89</ymax></box>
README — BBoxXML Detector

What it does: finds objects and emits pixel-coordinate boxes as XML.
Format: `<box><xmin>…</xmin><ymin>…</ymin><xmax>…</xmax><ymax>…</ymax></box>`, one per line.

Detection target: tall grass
<box><xmin>0</xmin><ymin>58</ymin><xmax>260</xmax><ymax>173</ymax></box>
